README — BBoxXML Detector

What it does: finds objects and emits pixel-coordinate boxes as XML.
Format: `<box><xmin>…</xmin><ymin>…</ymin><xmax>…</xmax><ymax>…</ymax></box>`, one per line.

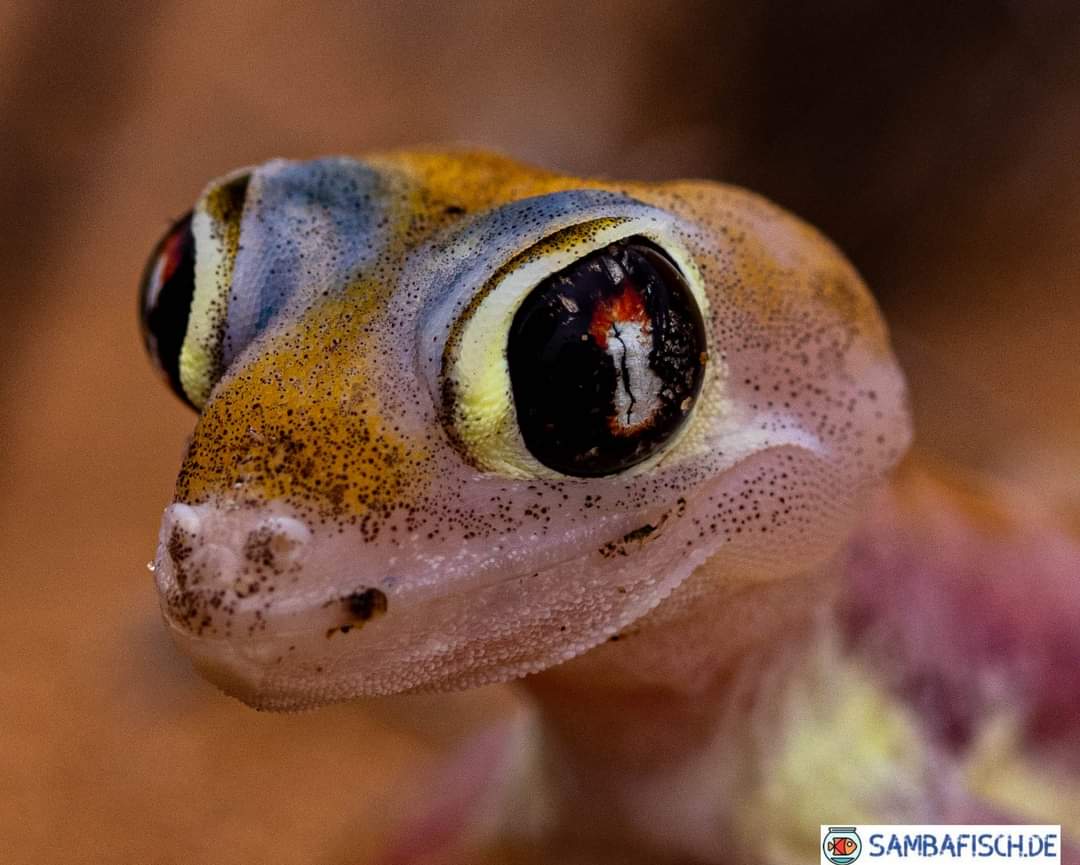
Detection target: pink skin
<box><xmin>844</xmin><ymin>462</ymin><xmax>1080</xmax><ymax>757</ymax></box>
<box><xmin>381</xmin><ymin>459</ymin><xmax>1080</xmax><ymax>864</ymax></box>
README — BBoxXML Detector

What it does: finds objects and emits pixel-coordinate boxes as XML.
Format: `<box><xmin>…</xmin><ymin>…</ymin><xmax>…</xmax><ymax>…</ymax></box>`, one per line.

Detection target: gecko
<box><xmin>139</xmin><ymin>152</ymin><xmax>1080</xmax><ymax>864</ymax></box>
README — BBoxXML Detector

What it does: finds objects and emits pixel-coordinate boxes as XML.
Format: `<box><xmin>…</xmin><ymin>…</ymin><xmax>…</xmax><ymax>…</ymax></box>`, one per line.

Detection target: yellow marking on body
<box><xmin>736</xmin><ymin>647</ymin><xmax>932</xmax><ymax>862</ymax></box>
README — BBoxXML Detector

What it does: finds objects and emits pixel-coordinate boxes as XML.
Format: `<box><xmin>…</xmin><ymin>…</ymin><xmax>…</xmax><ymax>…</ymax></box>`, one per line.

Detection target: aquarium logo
<box><xmin>823</xmin><ymin>827</ymin><xmax>863</xmax><ymax>864</ymax></box>
<box><xmin>820</xmin><ymin>825</ymin><xmax>1061</xmax><ymax>864</ymax></box>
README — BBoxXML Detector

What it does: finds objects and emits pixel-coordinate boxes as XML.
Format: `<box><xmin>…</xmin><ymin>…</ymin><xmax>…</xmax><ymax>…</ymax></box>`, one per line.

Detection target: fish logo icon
<box><xmin>823</xmin><ymin>826</ymin><xmax>862</xmax><ymax>864</ymax></box>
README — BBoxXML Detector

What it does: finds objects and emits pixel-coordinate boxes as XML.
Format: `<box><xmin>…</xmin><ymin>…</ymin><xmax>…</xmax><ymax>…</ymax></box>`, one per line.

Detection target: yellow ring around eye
<box><xmin>178</xmin><ymin>172</ymin><xmax>249</xmax><ymax>409</ymax></box>
<box><xmin>443</xmin><ymin>215</ymin><xmax>710</xmax><ymax>478</ymax></box>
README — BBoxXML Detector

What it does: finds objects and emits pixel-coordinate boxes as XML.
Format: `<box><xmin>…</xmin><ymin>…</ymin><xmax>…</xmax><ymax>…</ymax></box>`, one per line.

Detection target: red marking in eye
<box><xmin>157</xmin><ymin>223</ymin><xmax>189</xmax><ymax>286</ymax></box>
<box><xmin>588</xmin><ymin>281</ymin><xmax>649</xmax><ymax>349</ymax></box>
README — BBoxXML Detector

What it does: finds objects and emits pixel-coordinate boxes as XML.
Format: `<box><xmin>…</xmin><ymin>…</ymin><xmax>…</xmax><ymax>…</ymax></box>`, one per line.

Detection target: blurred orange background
<box><xmin>1</xmin><ymin>2</ymin><xmax>1077</xmax><ymax>862</ymax></box>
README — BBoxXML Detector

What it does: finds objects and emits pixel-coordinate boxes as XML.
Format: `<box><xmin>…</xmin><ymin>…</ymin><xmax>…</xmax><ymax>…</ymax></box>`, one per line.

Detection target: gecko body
<box><xmin>140</xmin><ymin>152</ymin><xmax>1076</xmax><ymax>863</ymax></box>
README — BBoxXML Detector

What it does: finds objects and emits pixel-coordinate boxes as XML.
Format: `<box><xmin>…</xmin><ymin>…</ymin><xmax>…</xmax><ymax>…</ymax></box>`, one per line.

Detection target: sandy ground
<box><xmin>1</xmin><ymin>3</ymin><xmax>1077</xmax><ymax>863</ymax></box>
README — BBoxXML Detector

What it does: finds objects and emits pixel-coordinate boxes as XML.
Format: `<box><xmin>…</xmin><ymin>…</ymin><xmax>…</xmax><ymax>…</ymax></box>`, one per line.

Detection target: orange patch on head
<box><xmin>175</xmin><ymin>295</ymin><xmax>431</xmax><ymax>531</ymax></box>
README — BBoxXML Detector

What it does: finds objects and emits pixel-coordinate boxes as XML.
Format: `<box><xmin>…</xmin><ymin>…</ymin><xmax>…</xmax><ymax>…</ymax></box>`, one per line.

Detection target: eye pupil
<box><xmin>507</xmin><ymin>238</ymin><xmax>706</xmax><ymax>476</ymax></box>
<box><xmin>140</xmin><ymin>211</ymin><xmax>196</xmax><ymax>409</ymax></box>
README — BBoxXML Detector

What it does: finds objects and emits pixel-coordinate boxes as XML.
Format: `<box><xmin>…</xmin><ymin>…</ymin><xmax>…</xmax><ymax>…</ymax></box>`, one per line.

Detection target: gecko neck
<box><xmin>524</xmin><ymin>558</ymin><xmax>837</xmax><ymax>759</ymax></box>
<box><xmin>515</xmin><ymin>557</ymin><xmax>839</xmax><ymax>859</ymax></box>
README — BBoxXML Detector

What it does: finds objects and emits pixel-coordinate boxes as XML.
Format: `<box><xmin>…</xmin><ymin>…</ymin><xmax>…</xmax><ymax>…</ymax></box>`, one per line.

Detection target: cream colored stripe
<box><xmin>178</xmin><ymin>175</ymin><xmax>247</xmax><ymax>408</ymax></box>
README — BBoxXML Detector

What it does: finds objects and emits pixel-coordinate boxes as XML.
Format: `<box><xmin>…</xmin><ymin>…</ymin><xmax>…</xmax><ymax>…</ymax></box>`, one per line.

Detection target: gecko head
<box><xmin>140</xmin><ymin>153</ymin><xmax>910</xmax><ymax>709</ymax></box>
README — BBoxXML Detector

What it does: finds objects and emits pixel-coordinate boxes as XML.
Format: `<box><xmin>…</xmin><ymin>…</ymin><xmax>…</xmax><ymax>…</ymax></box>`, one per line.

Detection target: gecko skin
<box><xmin>140</xmin><ymin>153</ymin><xmax>1075</xmax><ymax>863</ymax></box>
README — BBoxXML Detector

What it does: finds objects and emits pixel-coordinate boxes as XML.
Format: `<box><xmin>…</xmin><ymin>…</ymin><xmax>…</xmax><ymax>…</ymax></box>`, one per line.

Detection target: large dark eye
<box><xmin>139</xmin><ymin>211</ymin><xmax>197</xmax><ymax>409</ymax></box>
<box><xmin>507</xmin><ymin>238</ymin><xmax>707</xmax><ymax>476</ymax></box>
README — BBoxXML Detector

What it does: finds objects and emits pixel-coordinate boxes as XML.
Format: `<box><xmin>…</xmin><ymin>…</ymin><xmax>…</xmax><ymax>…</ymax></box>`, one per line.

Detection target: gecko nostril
<box><xmin>155</xmin><ymin>507</ymin><xmax>313</xmax><ymax>640</ymax></box>
<box><xmin>242</xmin><ymin>516</ymin><xmax>311</xmax><ymax>573</ymax></box>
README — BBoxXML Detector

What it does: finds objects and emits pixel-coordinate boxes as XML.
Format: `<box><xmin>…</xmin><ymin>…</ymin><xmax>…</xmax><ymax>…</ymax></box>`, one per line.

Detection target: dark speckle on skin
<box><xmin>167</xmin><ymin>526</ymin><xmax>193</xmax><ymax>564</ymax></box>
<box><xmin>599</xmin><ymin>512</ymin><xmax>672</xmax><ymax>558</ymax></box>
<box><xmin>347</xmin><ymin>587</ymin><xmax>388</xmax><ymax>620</ymax></box>
<box><xmin>243</xmin><ymin>525</ymin><xmax>278</xmax><ymax>569</ymax></box>
<box><xmin>166</xmin><ymin>525</ymin><xmax>194</xmax><ymax>591</ymax></box>
<box><xmin>325</xmin><ymin>587</ymin><xmax>389</xmax><ymax>638</ymax></box>
<box><xmin>622</xmin><ymin>523</ymin><xmax>658</xmax><ymax>543</ymax></box>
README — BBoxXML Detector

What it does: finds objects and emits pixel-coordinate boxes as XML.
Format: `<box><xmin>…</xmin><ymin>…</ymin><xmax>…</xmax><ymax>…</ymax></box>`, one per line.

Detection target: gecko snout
<box><xmin>153</xmin><ymin>502</ymin><xmax>314</xmax><ymax>639</ymax></box>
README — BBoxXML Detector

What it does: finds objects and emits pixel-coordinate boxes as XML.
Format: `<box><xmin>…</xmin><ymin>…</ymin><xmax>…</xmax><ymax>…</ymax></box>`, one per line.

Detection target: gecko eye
<box><xmin>507</xmin><ymin>240</ymin><xmax>706</xmax><ymax>476</ymax></box>
<box><xmin>138</xmin><ymin>171</ymin><xmax>250</xmax><ymax>411</ymax></box>
<box><xmin>439</xmin><ymin>220</ymin><xmax>710</xmax><ymax>479</ymax></box>
<box><xmin>140</xmin><ymin>211</ymin><xmax>197</xmax><ymax>409</ymax></box>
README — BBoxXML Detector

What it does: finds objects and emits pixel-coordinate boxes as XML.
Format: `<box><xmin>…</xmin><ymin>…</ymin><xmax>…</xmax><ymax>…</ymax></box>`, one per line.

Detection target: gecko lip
<box><xmin>149</xmin><ymin>484</ymin><xmax>686</xmax><ymax>707</ymax></box>
<box><xmin>153</xmin><ymin>491</ymin><xmax>604</xmax><ymax>647</ymax></box>
<box><xmin>151</xmin><ymin>414</ymin><xmax>842</xmax><ymax>645</ymax></box>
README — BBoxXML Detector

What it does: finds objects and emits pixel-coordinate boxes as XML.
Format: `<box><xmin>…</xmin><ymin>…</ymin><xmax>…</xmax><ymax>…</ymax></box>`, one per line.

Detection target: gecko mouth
<box><xmin>153</xmin><ymin>434</ymin><xmax>869</xmax><ymax>711</ymax></box>
<box><xmin>150</xmin><ymin>490</ymin><xmax>694</xmax><ymax>709</ymax></box>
